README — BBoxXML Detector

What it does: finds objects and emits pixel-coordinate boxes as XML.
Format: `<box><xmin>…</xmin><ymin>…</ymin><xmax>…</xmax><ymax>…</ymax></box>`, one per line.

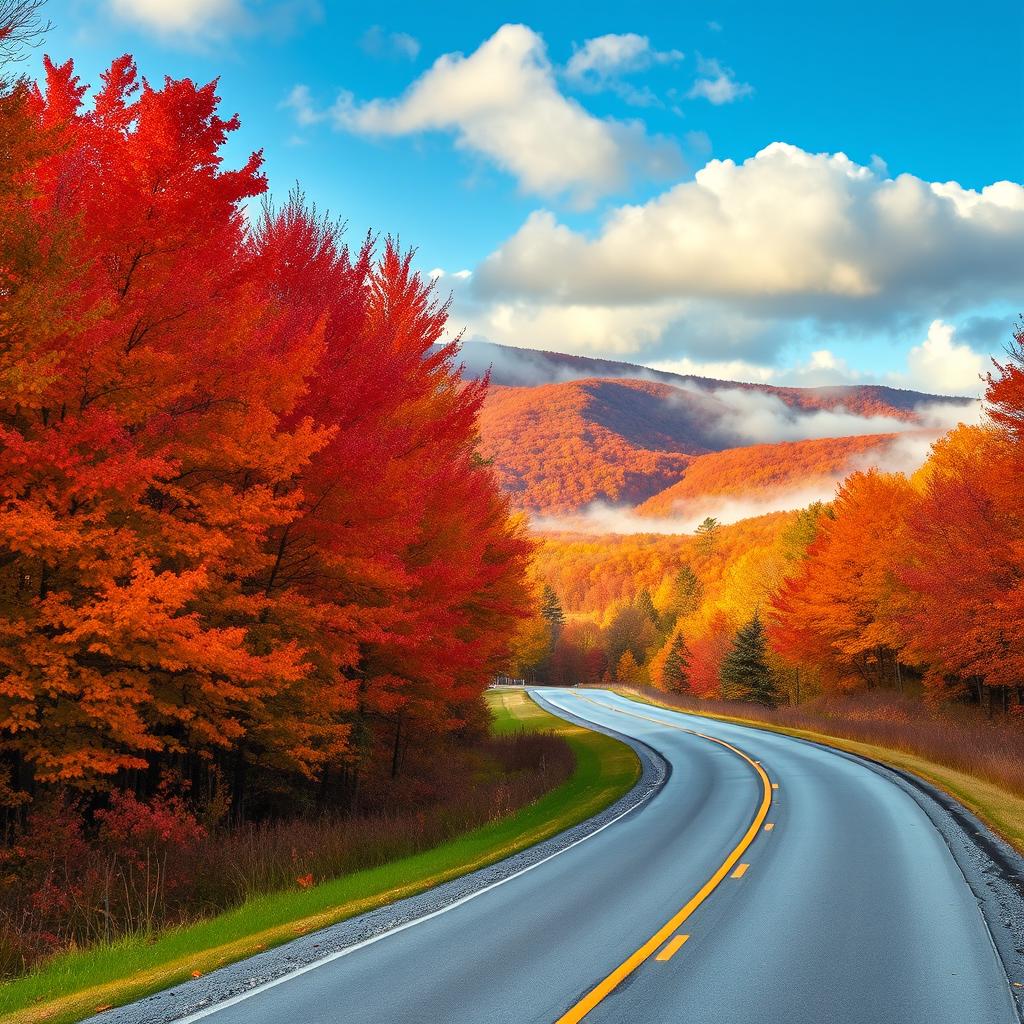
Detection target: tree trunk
<box><xmin>390</xmin><ymin>714</ymin><xmax>403</xmax><ymax>780</ymax></box>
<box><xmin>230</xmin><ymin>750</ymin><xmax>246</xmax><ymax>824</ymax></box>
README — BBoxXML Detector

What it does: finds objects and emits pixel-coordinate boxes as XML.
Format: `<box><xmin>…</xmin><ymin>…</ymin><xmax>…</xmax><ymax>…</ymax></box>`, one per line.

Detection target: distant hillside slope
<box><xmin>479</xmin><ymin>379</ymin><xmax>711</xmax><ymax>513</ymax></box>
<box><xmin>464</xmin><ymin>340</ymin><xmax>974</xmax><ymax>517</ymax></box>
<box><xmin>635</xmin><ymin>434</ymin><xmax>898</xmax><ymax>517</ymax></box>
<box><xmin>535</xmin><ymin>512</ymin><xmax>792</xmax><ymax>613</ymax></box>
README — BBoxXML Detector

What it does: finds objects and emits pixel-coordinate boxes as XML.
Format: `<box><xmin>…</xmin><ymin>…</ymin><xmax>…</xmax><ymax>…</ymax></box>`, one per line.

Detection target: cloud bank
<box><xmin>475</xmin><ymin>143</ymin><xmax>1024</xmax><ymax>309</ymax></box>
<box><xmin>455</xmin><ymin>143</ymin><xmax>1022</xmax><ymax>389</ymax></box>
<box><xmin>532</xmin><ymin>420</ymin><xmax>980</xmax><ymax>538</ymax></box>
<box><xmin>671</xmin><ymin>382</ymin><xmax>981</xmax><ymax>447</ymax></box>
<box><xmin>317</xmin><ymin>24</ymin><xmax>683</xmax><ymax>205</ymax></box>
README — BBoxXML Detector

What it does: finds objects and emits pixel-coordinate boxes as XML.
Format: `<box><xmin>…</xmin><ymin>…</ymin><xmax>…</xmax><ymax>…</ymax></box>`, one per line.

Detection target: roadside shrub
<box><xmin>614</xmin><ymin>685</ymin><xmax>1024</xmax><ymax>796</ymax></box>
<box><xmin>0</xmin><ymin>731</ymin><xmax>573</xmax><ymax>978</ymax></box>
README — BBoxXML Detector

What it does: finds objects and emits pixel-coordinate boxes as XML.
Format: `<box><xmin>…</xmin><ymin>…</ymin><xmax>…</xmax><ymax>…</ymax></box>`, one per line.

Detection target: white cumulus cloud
<box><xmin>647</xmin><ymin>355</ymin><xmax>779</xmax><ymax>382</ymax></box>
<box><xmin>108</xmin><ymin>0</ymin><xmax>318</xmax><ymax>40</ymax></box>
<box><xmin>109</xmin><ymin>0</ymin><xmax>242</xmax><ymax>35</ymax></box>
<box><xmin>906</xmin><ymin>319</ymin><xmax>987</xmax><ymax>394</ymax></box>
<box><xmin>474</xmin><ymin>143</ymin><xmax>1024</xmax><ymax>317</ymax></box>
<box><xmin>469</xmin><ymin>299</ymin><xmax>684</xmax><ymax>355</ymax></box>
<box><xmin>687</xmin><ymin>56</ymin><xmax>752</xmax><ymax>104</ymax></box>
<box><xmin>294</xmin><ymin>24</ymin><xmax>682</xmax><ymax>205</ymax></box>
<box><xmin>565</xmin><ymin>32</ymin><xmax>683</xmax><ymax>84</ymax></box>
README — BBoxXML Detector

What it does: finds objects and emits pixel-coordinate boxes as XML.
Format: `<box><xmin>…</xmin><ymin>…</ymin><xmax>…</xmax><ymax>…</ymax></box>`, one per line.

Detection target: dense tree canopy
<box><xmin>0</xmin><ymin>55</ymin><xmax>532</xmax><ymax>812</ymax></box>
<box><xmin>526</xmin><ymin>329</ymin><xmax>1024</xmax><ymax>720</ymax></box>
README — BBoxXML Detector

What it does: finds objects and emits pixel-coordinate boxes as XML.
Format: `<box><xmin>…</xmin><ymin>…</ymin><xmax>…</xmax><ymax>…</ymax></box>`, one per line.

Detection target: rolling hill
<box><xmin>634</xmin><ymin>434</ymin><xmax>900</xmax><ymax>518</ymax></box>
<box><xmin>479</xmin><ymin>380</ymin><xmax>701</xmax><ymax>513</ymax></box>
<box><xmin>469</xmin><ymin>342</ymin><xmax>972</xmax><ymax>517</ymax></box>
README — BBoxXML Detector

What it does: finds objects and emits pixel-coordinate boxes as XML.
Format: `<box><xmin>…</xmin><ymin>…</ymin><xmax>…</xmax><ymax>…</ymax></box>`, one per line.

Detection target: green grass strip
<box><xmin>0</xmin><ymin>690</ymin><xmax>638</xmax><ymax>1024</ymax></box>
<box><xmin>614</xmin><ymin>687</ymin><xmax>1024</xmax><ymax>856</ymax></box>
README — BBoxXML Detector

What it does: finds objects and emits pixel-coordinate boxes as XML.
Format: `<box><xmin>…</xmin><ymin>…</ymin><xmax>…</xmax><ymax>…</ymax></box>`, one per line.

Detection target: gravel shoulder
<box><xmin>87</xmin><ymin>693</ymin><xmax>668</xmax><ymax>1024</ymax></box>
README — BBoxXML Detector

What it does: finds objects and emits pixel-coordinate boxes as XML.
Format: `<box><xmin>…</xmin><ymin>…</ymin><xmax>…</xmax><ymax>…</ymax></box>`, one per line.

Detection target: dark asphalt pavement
<box><xmin>173</xmin><ymin>689</ymin><xmax>1019</xmax><ymax>1024</ymax></box>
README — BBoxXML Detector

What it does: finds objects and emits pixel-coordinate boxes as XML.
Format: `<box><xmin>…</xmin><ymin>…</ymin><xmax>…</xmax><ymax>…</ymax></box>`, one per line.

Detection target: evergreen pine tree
<box><xmin>663</xmin><ymin>632</ymin><xmax>692</xmax><ymax>693</ymax></box>
<box><xmin>659</xmin><ymin>564</ymin><xmax>704</xmax><ymax>635</ymax></box>
<box><xmin>635</xmin><ymin>588</ymin><xmax>658</xmax><ymax>624</ymax></box>
<box><xmin>540</xmin><ymin>585</ymin><xmax>565</xmax><ymax>644</ymax></box>
<box><xmin>720</xmin><ymin>611</ymin><xmax>778</xmax><ymax>707</ymax></box>
<box><xmin>695</xmin><ymin>516</ymin><xmax>720</xmax><ymax>556</ymax></box>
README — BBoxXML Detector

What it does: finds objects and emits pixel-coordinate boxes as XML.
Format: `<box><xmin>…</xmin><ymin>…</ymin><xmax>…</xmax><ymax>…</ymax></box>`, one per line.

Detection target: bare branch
<box><xmin>0</xmin><ymin>0</ymin><xmax>52</xmax><ymax>65</ymax></box>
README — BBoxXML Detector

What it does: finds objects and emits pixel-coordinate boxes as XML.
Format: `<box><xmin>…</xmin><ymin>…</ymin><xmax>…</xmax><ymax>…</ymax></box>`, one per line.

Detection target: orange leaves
<box><xmin>765</xmin><ymin>330</ymin><xmax>1024</xmax><ymax>707</ymax></box>
<box><xmin>985</xmin><ymin>321</ymin><xmax>1024</xmax><ymax>444</ymax></box>
<box><xmin>767</xmin><ymin>471</ymin><xmax>915</xmax><ymax>691</ymax></box>
<box><xmin>0</xmin><ymin>57</ymin><xmax>531</xmax><ymax>806</ymax></box>
<box><xmin>900</xmin><ymin>423</ymin><xmax>1024</xmax><ymax>694</ymax></box>
<box><xmin>637</xmin><ymin>434</ymin><xmax>898</xmax><ymax>518</ymax></box>
<box><xmin>478</xmin><ymin>380</ymin><xmax>694</xmax><ymax>513</ymax></box>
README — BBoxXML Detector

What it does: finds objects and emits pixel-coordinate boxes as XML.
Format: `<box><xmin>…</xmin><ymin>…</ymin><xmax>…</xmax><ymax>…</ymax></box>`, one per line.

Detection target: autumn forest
<box><xmin>1</xmin><ymin>0</ymin><xmax>1023</xmax><ymax>992</ymax></box>
<box><xmin>0</xmin><ymin>36</ymin><xmax>540</xmax><ymax>971</ymax></box>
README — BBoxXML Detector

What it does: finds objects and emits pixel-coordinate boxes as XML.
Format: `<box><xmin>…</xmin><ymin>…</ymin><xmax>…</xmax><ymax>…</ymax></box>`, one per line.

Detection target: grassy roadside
<box><xmin>612</xmin><ymin>687</ymin><xmax>1024</xmax><ymax>856</ymax></box>
<box><xmin>0</xmin><ymin>690</ymin><xmax>638</xmax><ymax>1024</ymax></box>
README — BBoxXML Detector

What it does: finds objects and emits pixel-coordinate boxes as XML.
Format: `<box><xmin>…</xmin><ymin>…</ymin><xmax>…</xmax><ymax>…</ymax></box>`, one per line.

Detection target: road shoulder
<box><xmin>74</xmin><ymin>691</ymin><xmax>667</xmax><ymax>1024</ymax></box>
<box><xmin>616</xmin><ymin>688</ymin><xmax>1024</xmax><ymax>1020</ymax></box>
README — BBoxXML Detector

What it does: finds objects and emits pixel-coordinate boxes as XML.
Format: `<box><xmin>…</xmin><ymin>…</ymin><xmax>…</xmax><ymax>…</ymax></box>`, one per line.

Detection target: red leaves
<box><xmin>0</xmin><ymin>56</ymin><xmax>531</xmax><ymax>803</ymax></box>
<box><xmin>766</xmin><ymin>326</ymin><xmax>1024</xmax><ymax>705</ymax></box>
<box><xmin>96</xmin><ymin>787</ymin><xmax>206</xmax><ymax>869</ymax></box>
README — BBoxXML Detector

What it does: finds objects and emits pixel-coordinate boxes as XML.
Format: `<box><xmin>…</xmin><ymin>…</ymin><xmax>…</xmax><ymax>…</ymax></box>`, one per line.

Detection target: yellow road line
<box><xmin>764</xmin><ymin>823</ymin><xmax>775</xmax><ymax>832</ymax></box>
<box><xmin>555</xmin><ymin>695</ymin><xmax>773</xmax><ymax>1024</ymax></box>
<box><xmin>772</xmin><ymin>783</ymin><xmax>779</xmax><ymax>789</ymax></box>
<box><xmin>655</xmin><ymin>934</ymin><xmax>689</xmax><ymax>961</ymax></box>
<box><xmin>731</xmin><ymin>863</ymin><xmax>750</xmax><ymax>878</ymax></box>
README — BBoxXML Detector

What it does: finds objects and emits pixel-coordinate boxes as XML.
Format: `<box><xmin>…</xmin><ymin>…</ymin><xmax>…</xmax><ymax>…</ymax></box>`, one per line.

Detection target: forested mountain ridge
<box><xmin>456</xmin><ymin>339</ymin><xmax>963</xmax><ymax>413</ymax></box>
<box><xmin>635</xmin><ymin>433</ymin><xmax>902</xmax><ymax>518</ymax></box>
<box><xmin>466</xmin><ymin>341</ymin><xmax>971</xmax><ymax>515</ymax></box>
<box><xmin>479</xmin><ymin>379</ymin><xmax>706</xmax><ymax>512</ymax></box>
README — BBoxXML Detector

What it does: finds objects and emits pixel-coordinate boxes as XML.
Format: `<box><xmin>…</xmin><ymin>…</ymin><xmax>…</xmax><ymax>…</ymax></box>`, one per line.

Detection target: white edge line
<box><xmin>173</xmin><ymin>691</ymin><xmax>657</xmax><ymax>1023</ymax></box>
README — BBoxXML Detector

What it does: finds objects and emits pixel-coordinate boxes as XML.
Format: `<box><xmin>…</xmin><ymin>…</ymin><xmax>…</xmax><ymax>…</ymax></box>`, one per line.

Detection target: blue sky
<box><xmin>35</xmin><ymin>1</ymin><xmax>1024</xmax><ymax>394</ymax></box>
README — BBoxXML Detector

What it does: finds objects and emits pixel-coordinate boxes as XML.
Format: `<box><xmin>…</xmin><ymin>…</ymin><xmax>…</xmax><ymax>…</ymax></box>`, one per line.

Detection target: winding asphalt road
<box><xmin>169</xmin><ymin>688</ymin><xmax>1020</xmax><ymax>1024</ymax></box>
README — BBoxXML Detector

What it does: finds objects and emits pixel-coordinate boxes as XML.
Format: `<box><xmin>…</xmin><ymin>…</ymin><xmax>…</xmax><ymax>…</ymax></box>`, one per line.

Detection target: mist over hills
<box><xmin>451</xmin><ymin>341</ymin><xmax>977</xmax><ymax>523</ymax></box>
<box><xmin>455</xmin><ymin>340</ymin><xmax>958</xmax><ymax>413</ymax></box>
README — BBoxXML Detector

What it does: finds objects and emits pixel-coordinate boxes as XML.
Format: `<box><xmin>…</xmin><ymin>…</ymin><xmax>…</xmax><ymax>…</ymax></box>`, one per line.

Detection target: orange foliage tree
<box><xmin>897</xmin><ymin>337</ymin><xmax>1024</xmax><ymax>709</ymax></box>
<box><xmin>0</xmin><ymin>56</ymin><xmax>531</xmax><ymax>813</ymax></box>
<box><xmin>767</xmin><ymin>471</ymin><xmax>916</xmax><ymax>692</ymax></box>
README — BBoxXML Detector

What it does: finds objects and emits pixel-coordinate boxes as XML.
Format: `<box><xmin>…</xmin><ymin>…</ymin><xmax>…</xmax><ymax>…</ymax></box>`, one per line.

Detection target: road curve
<box><xmin>161</xmin><ymin>689</ymin><xmax>1019</xmax><ymax>1024</ymax></box>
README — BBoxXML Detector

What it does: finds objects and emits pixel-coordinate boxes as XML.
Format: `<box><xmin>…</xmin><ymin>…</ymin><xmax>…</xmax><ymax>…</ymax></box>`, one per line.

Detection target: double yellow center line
<box><xmin>555</xmin><ymin>695</ymin><xmax>774</xmax><ymax>1024</ymax></box>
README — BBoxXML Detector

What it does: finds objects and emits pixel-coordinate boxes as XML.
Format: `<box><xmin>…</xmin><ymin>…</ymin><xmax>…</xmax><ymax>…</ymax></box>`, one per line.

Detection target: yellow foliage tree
<box><xmin>616</xmin><ymin>650</ymin><xmax>643</xmax><ymax>685</ymax></box>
